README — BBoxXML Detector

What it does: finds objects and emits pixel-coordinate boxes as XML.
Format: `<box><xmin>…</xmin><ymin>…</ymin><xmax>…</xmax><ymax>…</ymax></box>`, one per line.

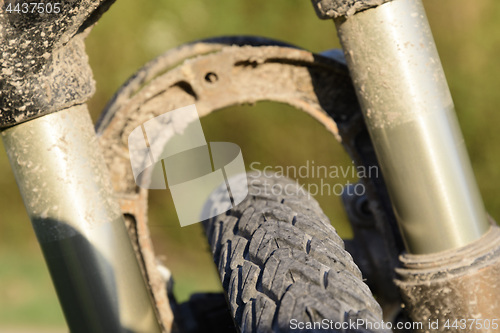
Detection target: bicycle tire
<box><xmin>203</xmin><ymin>173</ymin><xmax>388</xmax><ymax>333</ymax></box>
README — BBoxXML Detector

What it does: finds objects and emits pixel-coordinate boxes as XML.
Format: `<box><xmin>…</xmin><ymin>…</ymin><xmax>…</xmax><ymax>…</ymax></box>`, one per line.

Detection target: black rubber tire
<box><xmin>202</xmin><ymin>173</ymin><xmax>389</xmax><ymax>333</ymax></box>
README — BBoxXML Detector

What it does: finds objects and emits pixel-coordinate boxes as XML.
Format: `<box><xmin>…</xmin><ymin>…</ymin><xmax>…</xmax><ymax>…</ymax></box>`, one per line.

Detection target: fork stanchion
<box><xmin>1</xmin><ymin>105</ymin><xmax>163</xmax><ymax>333</ymax></box>
<box><xmin>333</xmin><ymin>0</ymin><xmax>490</xmax><ymax>254</ymax></box>
<box><xmin>326</xmin><ymin>0</ymin><xmax>500</xmax><ymax>329</ymax></box>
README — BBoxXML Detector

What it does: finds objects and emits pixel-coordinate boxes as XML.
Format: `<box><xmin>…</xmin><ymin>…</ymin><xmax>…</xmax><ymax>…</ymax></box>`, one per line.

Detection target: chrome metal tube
<box><xmin>335</xmin><ymin>0</ymin><xmax>490</xmax><ymax>254</ymax></box>
<box><xmin>1</xmin><ymin>105</ymin><xmax>162</xmax><ymax>333</ymax></box>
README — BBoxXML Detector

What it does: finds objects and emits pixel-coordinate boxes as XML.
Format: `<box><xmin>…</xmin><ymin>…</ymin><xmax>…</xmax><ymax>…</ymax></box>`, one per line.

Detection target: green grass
<box><xmin>0</xmin><ymin>249</ymin><xmax>65</xmax><ymax>327</ymax></box>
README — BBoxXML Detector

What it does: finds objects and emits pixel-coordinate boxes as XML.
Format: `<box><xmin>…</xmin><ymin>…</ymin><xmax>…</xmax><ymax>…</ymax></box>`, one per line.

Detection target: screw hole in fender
<box><xmin>205</xmin><ymin>72</ymin><xmax>218</xmax><ymax>83</ymax></box>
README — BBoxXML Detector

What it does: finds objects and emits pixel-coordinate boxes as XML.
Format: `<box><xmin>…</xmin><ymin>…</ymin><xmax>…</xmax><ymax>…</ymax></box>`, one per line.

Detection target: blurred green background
<box><xmin>1</xmin><ymin>0</ymin><xmax>500</xmax><ymax>330</ymax></box>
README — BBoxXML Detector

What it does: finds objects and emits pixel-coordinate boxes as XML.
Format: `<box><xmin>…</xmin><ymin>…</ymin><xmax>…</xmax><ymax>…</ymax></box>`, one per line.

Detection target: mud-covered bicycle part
<box><xmin>0</xmin><ymin>0</ymin><xmax>116</xmax><ymax>127</ymax></box>
<box><xmin>311</xmin><ymin>0</ymin><xmax>394</xmax><ymax>19</ymax></box>
<box><xmin>1</xmin><ymin>1</ymin><xmax>168</xmax><ymax>332</ymax></box>
<box><xmin>2</xmin><ymin>0</ymin><xmax>497</xmax><ymax>328</ymax></box>
<box><xmin>203</xmin><ymin>173</ymin><xmax>388</xmax><ymax>332</ymax></box>
<box><xmin>96</xmin><ymin>36</ymin><xmax>407</xmax><ymax>329</ymax></box>
<box><xmin>326</xmin><ymin>0</ymin><xmax>500</xmax><ymax>328</ymax></box>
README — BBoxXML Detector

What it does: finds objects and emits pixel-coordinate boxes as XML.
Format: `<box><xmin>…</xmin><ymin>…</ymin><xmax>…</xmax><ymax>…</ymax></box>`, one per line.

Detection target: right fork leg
<box><xmin>335</xmin><ymin>0</ymin><xmax>489</xmax><ymax>255</ymax></box>
<box><xmin>312</xmin><ymin>0</ymin><xmax>500</xmax><ymax>329</ymax></box>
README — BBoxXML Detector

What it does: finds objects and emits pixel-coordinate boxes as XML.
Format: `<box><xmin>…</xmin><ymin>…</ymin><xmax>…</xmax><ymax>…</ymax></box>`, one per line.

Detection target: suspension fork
<box><xmin>311</xmin><ymin>0</ymin><xmax>500</xmax><ymax>329</ymax></box>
